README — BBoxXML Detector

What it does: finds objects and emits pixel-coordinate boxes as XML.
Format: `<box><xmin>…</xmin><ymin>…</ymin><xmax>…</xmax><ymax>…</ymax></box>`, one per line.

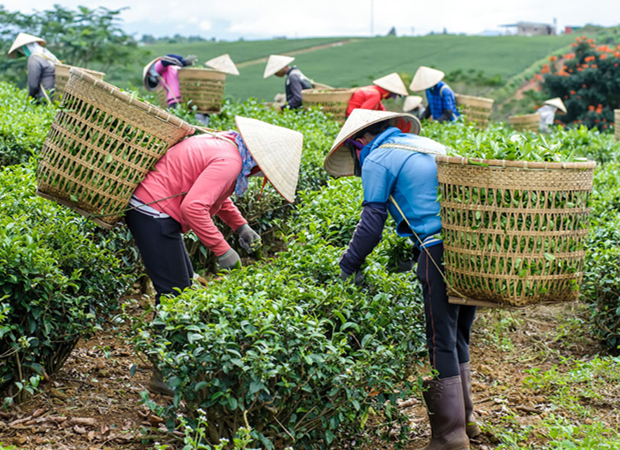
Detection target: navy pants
<box><xmin>125</xmin><ymin>209</ymin><xmax>193</xmax><ymax>304</ymax></box>
<box><xmin>416</xmin><ymin>243</ymin><xmax>477</xmax><ymax>379</ymax></box>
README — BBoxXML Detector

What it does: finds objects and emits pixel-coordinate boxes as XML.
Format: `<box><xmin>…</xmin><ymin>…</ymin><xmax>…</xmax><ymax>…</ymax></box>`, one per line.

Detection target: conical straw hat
<box><xmin>373</xmin><ymin>72</ymin><xmax>408</xmax><ymax>96</ymax></box>
<box><xmin>544</xmin><ymin>97</ymin><xmax>567</xmax><ymax>113</ymax></box>
<box><xmin>409</xmin><ymin>66</ymin><xmax>445</xmax><ymax>91</ymax></box>
<box><xmin>324</xmin><ymin>109</ymin><xmax>421</xmax><ymax>178</ymax></box>
<box><xmin>7</xmin><ymin>32</ymin><xmax>46</xmax><ymax>58</ymax></box>
<box><xmin>263</xmin><ymin>55</ymin><xmax>295</xmax><ymax>79</ymax></box>
<box><xmin>403</xmin><ymin>95</ymin><xmax>423</xmax><ymax>112</ymax></box>
<box><xmin>142</xmin><ymin>57</ymin><xmax>162</xmax><ymax>91</ymax></box>
<box><xmin>205</xmin><ymin>54</ymin><xmax>239</xmax><ymax>75</ymax></box>
<box><xmin>235</xmin><ymin>116</ymin><xmax>303</xmax><ymax>203</ymax></box>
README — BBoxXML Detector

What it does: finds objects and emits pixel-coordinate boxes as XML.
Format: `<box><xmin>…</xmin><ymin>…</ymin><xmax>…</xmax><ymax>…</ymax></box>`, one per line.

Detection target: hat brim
<box><xmin>263</xmin><ymin>55</ymin><xmax>295</xmax><ymax>79</ymax></box>
<box><xmin>324</xmin><ymin>111</ymin><xmax>421</xmax><ymax>178</ymax></box>
<box><xmin>142</xmin><ymin>57</ymin><xmax>161</xmax><ymax>91</ymax></box>
<box><xmin>409</xmin><ymin>67</ymin><xmax>445</xmax><ymax>91</ymax></box>
<box><xmin>7</xmin><ymin>33</ymin><xmax>46</xmax><ymax>58</ymax></box>
<box><xmin>235</xmin><ymin>116</ymin><xmax>303</xmax><ymax>203</ymax></box>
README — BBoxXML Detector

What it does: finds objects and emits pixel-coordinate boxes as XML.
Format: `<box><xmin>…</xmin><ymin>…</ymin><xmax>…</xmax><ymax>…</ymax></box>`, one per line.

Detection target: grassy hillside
<box><xmin>110</xmin><ymin>34</ymin><xmax>575</xmax><ymax>103</ymax></box>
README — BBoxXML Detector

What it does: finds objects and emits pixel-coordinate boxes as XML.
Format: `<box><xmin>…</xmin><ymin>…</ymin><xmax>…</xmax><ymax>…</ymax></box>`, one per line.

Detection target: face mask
<box><xmin>19</xmin><ymin>46</ymin><xmax>31</xmax><ymax>57</ymax></box>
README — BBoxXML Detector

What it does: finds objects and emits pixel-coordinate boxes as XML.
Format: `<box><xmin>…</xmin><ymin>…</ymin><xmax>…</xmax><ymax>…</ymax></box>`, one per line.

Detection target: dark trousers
<box><xmin>416</xmin><ymin>243</ymin><xmax>477</xmax><ymax>379</ymax></box>
<box><xmin>125</xmin><ymin>209</ymin><xmax>193</xmax><ymax>304</ymax></box>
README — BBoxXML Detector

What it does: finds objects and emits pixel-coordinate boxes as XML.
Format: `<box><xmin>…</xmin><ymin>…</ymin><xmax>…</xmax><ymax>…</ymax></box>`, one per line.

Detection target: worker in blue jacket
<box><xmin>410</xmin><ymin>66</ymin><xmax>460</xmax><ymax>123</ymax></box>
<box><xmin>323</xmin><ymin>109</ymin><xmax>478</xmax><ymax>450</ymax></box>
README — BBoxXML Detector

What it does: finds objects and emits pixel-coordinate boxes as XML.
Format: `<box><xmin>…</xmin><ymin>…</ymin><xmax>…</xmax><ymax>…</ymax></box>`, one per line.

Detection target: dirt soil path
<box><xmin>0</xmin><ymin>298</ymin><xmax>615</xmax><ymax>449</ymax></box>
<box><xmin>237</xmin><ymin>39</ymin><xmax>358</xmax><ymax>68</ymax></box>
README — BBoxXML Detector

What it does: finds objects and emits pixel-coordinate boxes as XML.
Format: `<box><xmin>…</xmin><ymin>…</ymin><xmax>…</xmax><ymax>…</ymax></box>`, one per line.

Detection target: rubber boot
<box><xmin>419</xmin><ymin>375</ymin><xmax>470</xmax><ymax>450</ymax></box>
<box><xmin>460</xmin><ymin>362</ymin><xmax>481</xmax><ymax>438</ymax></box>
<box><xmin>148</xmin><ymin>369</ymin><xmax>174</xmax><ymax>397</ymax></box>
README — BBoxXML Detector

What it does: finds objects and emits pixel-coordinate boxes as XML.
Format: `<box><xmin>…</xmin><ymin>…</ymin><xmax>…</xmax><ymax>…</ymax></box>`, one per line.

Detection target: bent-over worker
<box><xmin>263</xmin><ymin>54</ymin><xmax>313</xmax><ymax>110</ymax></box>
<box><xmin>143</xmin><ymin>54</ymin><xmax>197</xmax><ymax>109</ymax></box>
<box><xmin>7</xmin><ymin>32</ymin><xmax>60</xmax><ymax>102</ymax></box>
<box><xmin>324</xmin><ymin>109</ymin><xmax>479</xmax><ymax>450</ymax></box>
<box><xmin>537</xmin><ymin>97</ymin><xmax>566</xmax><ymax>133</ymax></box>
<box><xmin>410</xmin><ymin>66</ymin><xmax>459</xmax><ymax>123</ymax></box>
<box><xmin>126</xmin><ymin>116</ymin><xmax>303</xmax><ymax>395</ymax></box>
<box><xmin>345</xmin><ymin>72</ymin><xmax>409</xmax><ymax>117</ymax></box>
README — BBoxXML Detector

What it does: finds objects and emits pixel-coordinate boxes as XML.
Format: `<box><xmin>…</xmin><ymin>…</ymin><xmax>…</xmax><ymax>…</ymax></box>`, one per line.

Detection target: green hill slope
<box><xmin>119</xmin><ymin>34</ymin><xmax>575</xmax><ymax>103</ymax></box>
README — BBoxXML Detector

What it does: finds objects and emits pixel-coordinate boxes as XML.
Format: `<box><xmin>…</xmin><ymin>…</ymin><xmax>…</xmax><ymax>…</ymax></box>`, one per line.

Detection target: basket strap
<box><xmin>389</xmin><ymin>194</ymin><xmax>466</xmax><ymax>299</ymax></box>
<box><xmin>378</xmin><ymin>143</ymin><xmax>446</xmax><ymax>156</ymax></box>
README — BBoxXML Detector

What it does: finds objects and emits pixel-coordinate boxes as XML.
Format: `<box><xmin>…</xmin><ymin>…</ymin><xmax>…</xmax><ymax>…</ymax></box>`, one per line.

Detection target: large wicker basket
<box><xmin>157</xmin><ymin>68</ymin><xmax>226</xmax><ymax>114</ymax></box>
<box><xmin>455</xmin><ymin>94</ymin><xmax>494</xmax><ymax>129</ymax></box>
<box><xmin>38</xmin><ymin>68</ymin><xmax>195</xmax><ymax>229</ymax></box>
<box><xmin>54</xmin><ymin>64</ymin><xmax>105</xmax><ymax>101</ymax></box>
<box><xmin>436</xmin><ymin>155</ymin><xmax>596</xmax><ymax>307</ymax></box>
<box><xmin>615</xmin><ymin>109</ymin><xmax>620</xmax><ymax>141</ymax></box>
<box><xmin>302</xmin><ymin>88</ymin><xmax>356</xmax><ymax>122</ymax></box>
<box><xmin>508</xmin><ymin>113</ymin><xmax>540</xmax><ymax>132</ymax></box>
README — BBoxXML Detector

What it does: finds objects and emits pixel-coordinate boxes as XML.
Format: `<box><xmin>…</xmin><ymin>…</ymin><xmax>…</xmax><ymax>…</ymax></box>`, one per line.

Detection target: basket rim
<box><xmin>435</xmin><ymin>155</ymin><xmax>597</xmax><ymax>170</ymax></box>
<box><xmin>68</xmin><ymin>67</ymin><xmax>195</xmax><ymax>133</ymax></box>
<box><xmin>56</xmin><ymin>63</ymin><xmax>105</xmax><ymax>77</ymax></box>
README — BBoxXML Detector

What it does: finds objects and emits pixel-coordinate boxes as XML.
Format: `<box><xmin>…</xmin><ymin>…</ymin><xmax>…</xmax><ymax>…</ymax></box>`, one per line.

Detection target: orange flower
<box><xmin>588</xmin><ymin>105</ymin><xmax>595</xmax><ymax>111</ymax></box>
<box><xmin>570</xmin><ymin>90</ymin><xmax>576</xmax><ymax>95</ymax></box>
<box><xmin>600</xmin><ymin>53</ymin><xmax>608</xmax><ymax>60</ymax></box>
<box><xmin>563</xmin><ymin>53</ymin><xmax>575</xmax><ymax>59</ymax></box>
<box><xmin>548</xmin><ymin>55</ymin><xmax>558</xmax><ymax>62</ymax></box>
<box><xmin>583</xmin><ymin>84</ymin><xmax>587</xmax><ymax>88</ymax></box>
<box><xmin>592</xmin><ymin>64</ymin><xmax>598</xmax><ymax>68</ymax></box>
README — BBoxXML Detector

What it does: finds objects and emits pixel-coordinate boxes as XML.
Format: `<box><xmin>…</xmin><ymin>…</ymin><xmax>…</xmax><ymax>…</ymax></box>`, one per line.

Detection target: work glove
<box><xmin>217</xmin><ymin>248</ymin><xmax>241</xmax><ymax>270</ymax></box>
<box><xmin>340</xmin><ymin>268</ymin><xmax>364</xmax><ymax>286</ymax></box>
<box><xmin>184</xmin><ymin>55</ymin><xmax>197</xmax><ymax>66</ymax></box>
<box><xmin>237</xmin><ymin>224</ymin><xmax>262</xmax><ymax>253</ymax></box>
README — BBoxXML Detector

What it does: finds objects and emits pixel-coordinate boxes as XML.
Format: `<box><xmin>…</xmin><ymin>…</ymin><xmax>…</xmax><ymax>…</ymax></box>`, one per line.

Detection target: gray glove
<box><xmin>184</xmin><ymin>55</ymin><xmax>197</xmax><ymax>66</ymax></box>
<box><xmin>218</xmin><ymin>248</ymin><xmax>241</xmax><ymax>270</ymax></box>
<box><xmin>340</xmin><ymin>268</ymin><xmax>364</xmax><ymax>286</ymax></box>
<box><xmin>237</xmin><ymin>224</ymin><xmax>262</xmax><ymax>253</ymax></box>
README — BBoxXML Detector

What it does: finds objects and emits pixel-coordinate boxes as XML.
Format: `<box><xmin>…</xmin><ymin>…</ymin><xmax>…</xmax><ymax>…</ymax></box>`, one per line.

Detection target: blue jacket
<box><xmin>426</xmin><ymin>81</ymin><xmax>459</xmax><ymax>122</ymax></box>
<box><xmin>340</xmin><ymin>127</ymin><xmax>445</xmax><ymax>275</ymax></box>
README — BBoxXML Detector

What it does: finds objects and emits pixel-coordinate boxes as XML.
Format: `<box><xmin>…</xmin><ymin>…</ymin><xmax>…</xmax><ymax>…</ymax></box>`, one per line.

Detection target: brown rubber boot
<box><xmin>419</xmin><ymin>375</ymin><xmax>470</xmax><ymax>450</ymax></box>
<box><xmin>460</xmin><ymin>362</ymin><xmax>481</xmax><ymax>438</ymax></box>
<box><xmin>148</xmin><ymin>369</ymin><xmax>174</xmax><ymax>397</ymax></box>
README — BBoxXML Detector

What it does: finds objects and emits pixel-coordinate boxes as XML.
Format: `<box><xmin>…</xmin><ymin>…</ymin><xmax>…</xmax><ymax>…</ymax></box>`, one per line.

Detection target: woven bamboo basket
<box><xmin>157</xmin><ymin>68</ymin><xmax>226</xmax><ymax>114</ymax></box>
<box><xmin>37</xmin><ymin>68</ymin><xmax>195</xmax><ymax>229</ymax></box>
<box><xmin>508</xmin><ymin>113</ymin><xmax>541</xmax><ymax>132</ymax></box>
<box><xmin>302</xmin><ymin>88</ymin><xmax>356</xmax><ymax>122</ymax></box>
<box><xmin>455</xmin><ymin>94</ymin><xmax>494</xmax><ymax>129</ymax></box>
<box><xmin>436</xmin><ymin>155</ymin><xmax>596</xmax><ymax>307</ymax></box>
<box><xmin>54</xmin><ymin>64</ymin><xmax>105</xmax><ymax>101</ymax></box>
<box><xmin>615</xmin><ymin>110</ymin><xmax>620</xmax><ymax>141</ymax></box>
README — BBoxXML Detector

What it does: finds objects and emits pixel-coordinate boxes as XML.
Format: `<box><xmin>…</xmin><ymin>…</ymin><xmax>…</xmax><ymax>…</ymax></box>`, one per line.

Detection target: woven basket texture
<box><xmin>615</xmin><ymin>110</ymin><xmax>620</xmax><ymax>141</ymax></box>
<box><xmin>455</xmin><ymin>94</ymin><xmax>494</xmax><ymax>129</ymax></box>
<box><xmin>157</xmin><ymin>68</ymin><xmax>226</xmax><ymax>113</ymax></box>
<box><xmin>302</xmin><ymin>88</ymin><xmax>356</xmax><ymax>122</ymax></box>
<box><xmin>508</xmin><ymin>113</ymin><xmax>540</xmax><ymax>132</ymax></box>
<box><xmin>436</xmin><ymin>156</ymin><xmax>595</xmax><ymax>307</ymax></box>
<box><xmin>54</xmin><ymin>64</ymin><xmax>105</xmax><ymax>101</ymax></box>
<box><xmin>38</xmin><ymin>68</ymin><xmax>195</xmax><ymax>228</ymax></box>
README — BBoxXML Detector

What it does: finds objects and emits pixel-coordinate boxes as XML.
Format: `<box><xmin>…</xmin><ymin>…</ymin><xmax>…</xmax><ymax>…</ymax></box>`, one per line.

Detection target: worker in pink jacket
<box><xmin>126</xmin><ymin>116</ymin><xmax>303</xmax><ymax>395</ymax></box>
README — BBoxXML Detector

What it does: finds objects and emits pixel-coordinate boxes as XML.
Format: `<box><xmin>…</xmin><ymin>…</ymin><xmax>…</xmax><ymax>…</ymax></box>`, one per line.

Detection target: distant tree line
<box><xmin>0</xmin><ymin>5</ymin><xmax>148</xmax><ymax>88</ymax></box>
<box><xmin>140</xmin><ymin>34</ymin><xmax>214</xmax><ymax>44</ymax></box>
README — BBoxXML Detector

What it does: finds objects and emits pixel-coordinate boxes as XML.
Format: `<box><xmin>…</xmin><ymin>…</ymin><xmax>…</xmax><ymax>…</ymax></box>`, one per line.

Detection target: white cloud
<box><xmin>199</xmin><ymin>20</ymin><xmax>212</xmax><ymax>31</ymax></box>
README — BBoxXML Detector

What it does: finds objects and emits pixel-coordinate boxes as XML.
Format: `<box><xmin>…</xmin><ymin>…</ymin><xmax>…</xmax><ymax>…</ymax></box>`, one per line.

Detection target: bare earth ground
<box><xmin>0</xmin><ymin>296</ymin><xmax>618</xmax><ymax>449</ymax></box>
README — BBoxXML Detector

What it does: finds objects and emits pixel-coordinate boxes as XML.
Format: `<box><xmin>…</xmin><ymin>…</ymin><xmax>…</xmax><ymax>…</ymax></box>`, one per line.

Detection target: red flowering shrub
<box><xmin>540</xmin><ymin>36</ymin><xmax>620</xmax><ymax>131</ymax></box>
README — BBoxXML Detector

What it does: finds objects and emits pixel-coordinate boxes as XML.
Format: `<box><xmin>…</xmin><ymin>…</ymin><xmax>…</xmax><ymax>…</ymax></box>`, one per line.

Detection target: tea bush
<box><xmin>0</xmin><ymin>164</ymin><xmax>136</xmax><ymax>404</ymax></box>
<box><xmin>0</xmin><ymin>82</ymin><xmax>55</xmax><ymax>166</ymax></box>
<box><xmin>133</xmin><ymin>177</ymin><xmax>426</xmax><ymax>449</ymax></box>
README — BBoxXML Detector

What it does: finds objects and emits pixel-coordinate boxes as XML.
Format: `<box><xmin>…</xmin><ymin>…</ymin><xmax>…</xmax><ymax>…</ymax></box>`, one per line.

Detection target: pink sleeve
<box><xmin>180</xmin><ymin>158</ymin><xmax>241</xmax><ymax>257</ymax></box>
<box><xmin>217</xmin><ymin>198</ymin><xmax>247</xmax><ymax>232</ymax></box>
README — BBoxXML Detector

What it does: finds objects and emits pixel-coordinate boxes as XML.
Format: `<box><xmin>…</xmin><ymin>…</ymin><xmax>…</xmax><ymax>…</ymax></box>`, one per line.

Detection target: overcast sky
<box><xmin>5</xmin><ymin>0</ymin><xmax>620</xmax><ymax>40</ymax></box>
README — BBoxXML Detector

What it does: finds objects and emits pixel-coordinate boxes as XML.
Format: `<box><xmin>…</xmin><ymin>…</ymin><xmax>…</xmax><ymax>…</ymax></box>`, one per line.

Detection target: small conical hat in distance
<box><xmin>205</xmin><ymin>54</ymin><xmax>239</xmax><ymax>75</ymax></box>
<box><xmin>7</xmin><ymin>32</ymin><xmax>46</xmax><ymax>58</ymax></box>
<box><xmin>264</xmin><ymin>55</ymin><xmax>295</xmax><ymax>79</ymax></box>
<box><xmin>373</xmin><ymin>72</ymin><xmax>408</xmax><ymax>96</ymax></box>
<box><xmin>544</xmin><ymin>97</ymin><xmax>567</xmax><ymax>113</ymax></box>
<box><xmin>235</xmin><ymin>116</ymin><xmax>303</xmax><ymax>203</ymax></box>
<box><xmin>403</xmin><ymin>95</ymin><xmax>423</xmax><ymax>112</ymax></box>
<box><xmin>324</xmin><ymin>109</ymin><xmax>421</xmax><ymax>178</ymax></box>
<box><xmin>409</xmin><ymin>66</ymin><xmax>445</xmax><ymax>91</ymax></box>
